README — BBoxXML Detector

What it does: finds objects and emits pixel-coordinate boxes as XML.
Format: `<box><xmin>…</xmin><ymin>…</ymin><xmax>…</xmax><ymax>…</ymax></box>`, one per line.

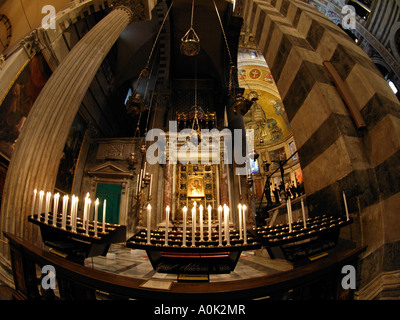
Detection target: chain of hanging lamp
<box><xmin>212</xmin><ymin>0</ymin><xmax>235</xmax><ymax>94</ymax></box>
<box><xmin>132</xmin><ymin>1</ymin><xmax>175</xmax><ymax>140</ymax></box>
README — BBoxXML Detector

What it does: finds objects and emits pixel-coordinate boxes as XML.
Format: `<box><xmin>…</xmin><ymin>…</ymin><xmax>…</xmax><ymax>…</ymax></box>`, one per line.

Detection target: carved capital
<box><xmin>112</xmin><ymin>0</ymin><xmax>147</xmax><ymax>23</ymax></box>
<box><xmin>20</xmin><ymin>30</ymin><xmax>42</xmax><ymax>58</ymax></box>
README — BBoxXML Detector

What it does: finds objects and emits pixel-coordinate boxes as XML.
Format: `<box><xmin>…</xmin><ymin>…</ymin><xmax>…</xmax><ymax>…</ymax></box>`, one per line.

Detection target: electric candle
<box><xmin>62</xmin><ymin>195</ymin><xmax>68</xmax><ymax>229</ymax></box>
<box><xmin>287</xmin><ymin>198</ymin><xmax>292</xmax><ymax>232</ymax></box>
<box><xmin>243</xmin><ymin>205</ymin><xmax>247</xmax><ymax>244</ymax></box>
<box><xmin>182</xmin><ymin>206</ymin><xmax>187</xmax><ymax>247</ymax></box>
<box><xmin>301</xmin><ymin>198</ymin><xmax>307</xmax><ymax>229</ymax></box>
<box><xmin>208</xmin><ymin>205</ymin><xmax>212</xmax><ymax>240</ymax></box>
<box><xmin>94</xmin><ymin>199</ymin><xmax>99</xmax><ymax>237</ymax></box>
<box><xmin>45</xmin><ymin>192</ymin><xmax>51</xmax><ymax>224</ymax></box>
<box><xmin>71</xmin><ymin>195</ymin><xmax>78</xmax><ymax>232</ymax></box>
<box><xmin>31</xmin><ymin>189</ymin><xmax>37</xmax><ymax>218</ymax></box>
<box><xmin>86</xmin><ymin>199</ymin><xmax>91</xmax><ymax>235</ymax></box>
<box><xmin>224</xmin><ymin>205</ymin><xmax>230</xmax><ymax>245</ymax></box>
<box><xmin>83</xmin><ymin>193</ymin><xmax>90</xmax><ymax>230</ymax></box>
<box><xmin>102</xmin><ymin>199</ymin><xmax>107</xmax><ymax>233</ymax></box>
<box><xmin>218</xmin><ymin>205</ymin><xmax>223</xmax><ymax>246</ymax></box>
<box><xmin>238</xmin><ymin>175</ymin><xmax>241</xmax><ymax>196</ymax></box>
<box><xmin>238</xmin><ymin>204</ymin><xmax>243</xmax><ymax>239</ymax></box>
<box><xmin>165</xmin><ymin>206</ymin><xmax>170</xmax><ymax>245</ymax></box>
<box><xmin>70</xmin><ymin>195</ymin><xmax>75</xmax><ymax>228</ymax></box>
<box><xmin>199</xmin><ymin>204</ymin><xmax>204</xmax><ymax>241</ymax></box>
<box><xmin>38</xmin><ymin>190</ymin><xmax>44</xmax><ymax>220</ymax></box>
<box><xmin>191</xmin><ymin>206</ymin><xmax>196</xmax><ymax>247</ymax></box>
<box><xmin>53</xmin><ymin>193</ymin><xmax>59</xmax><ymax>226</ymax></box>
<box><xmin>343</xmin><ymin>191</ymin><xmax>349</xmax><ymax>221</ymax></box>
<box><xmin>193</xmin><ymin>201</ymin><xmax>196</xmax><ymax>231</ymax></box>
<box><xmin>147</xmin><ymin>204</ymin><xmax>151</xmax><ymax>244</ymax></box>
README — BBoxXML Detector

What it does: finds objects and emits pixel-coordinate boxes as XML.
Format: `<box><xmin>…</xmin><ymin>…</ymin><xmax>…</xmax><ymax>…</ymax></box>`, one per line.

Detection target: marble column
<box><xmin>0</xmin><ymin>3</ymin><xmax>143</xmax><ymax>257</ymax></box>
<box><xmin>163</xmin><ymin>161</ymin><xmax>172</xmax><ymax>220</ymax></box>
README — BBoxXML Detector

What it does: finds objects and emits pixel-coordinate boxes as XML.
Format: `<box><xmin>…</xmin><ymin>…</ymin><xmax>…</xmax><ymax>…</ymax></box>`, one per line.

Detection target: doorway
<box><xmin>95</xmin><ymin>183</ymin><xmax>122</xmax><ymax>225</ymax></box>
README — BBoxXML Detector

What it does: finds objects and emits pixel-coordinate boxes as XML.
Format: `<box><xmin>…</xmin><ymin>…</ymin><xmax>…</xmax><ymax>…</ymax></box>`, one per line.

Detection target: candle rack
<box><xmin>126</xmin><ymin>228</ymin><xmax>261</xmax><ymax>274</ymax></box>
<box><xmin>250</xmin><ymin>215</ymin><xmax>353</xmax><ymax>266</ymax></box>
<box><xmin>28</xmin><ymin>213</ymin><xmax>126</xmax><ymax>264</ymax></box>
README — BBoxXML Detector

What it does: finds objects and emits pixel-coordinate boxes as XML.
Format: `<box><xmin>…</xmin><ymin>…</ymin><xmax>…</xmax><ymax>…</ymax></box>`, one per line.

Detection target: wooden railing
<box><xmin>3</xmin><ymin>232</ymin><xmax>365</xmax><ymax>300</ymax></box>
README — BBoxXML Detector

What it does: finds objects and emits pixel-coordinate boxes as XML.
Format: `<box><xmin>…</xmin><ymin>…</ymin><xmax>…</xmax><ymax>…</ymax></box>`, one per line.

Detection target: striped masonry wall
<box><xmin>242</xmin><ymin>0</ymin><xmax>400</xmax><ymax>294</ymax></box>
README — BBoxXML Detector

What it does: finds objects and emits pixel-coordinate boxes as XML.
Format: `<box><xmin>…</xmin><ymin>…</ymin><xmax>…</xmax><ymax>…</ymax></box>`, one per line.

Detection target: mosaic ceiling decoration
<box><xmin>238</xmin><ymin>65</ymin><xmax>291</xmax><ymax>145</ymax></box>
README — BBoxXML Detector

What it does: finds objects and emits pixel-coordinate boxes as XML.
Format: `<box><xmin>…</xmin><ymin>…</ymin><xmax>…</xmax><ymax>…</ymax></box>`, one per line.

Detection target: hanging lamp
<box><xmin>213</xmin><ymin>0</ymin><xmax>254</xmax><ymax>116</ymax></box>
<box><xmin>180</xmin><ymin>0</ymin><xmax>200</xmax><ymax>56</ymax></box>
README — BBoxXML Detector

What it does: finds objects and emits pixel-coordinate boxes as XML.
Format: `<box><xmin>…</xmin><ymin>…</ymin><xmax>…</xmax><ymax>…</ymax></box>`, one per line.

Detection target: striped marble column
<box><xmin>243</xmin><ymin>0</ymin><xmax>400</xmax><ymax>295</ymax></box>
<box><xmin>0</xmin><ymin>5</ymin><xmax>137</xmax><ymax>257</ymax></box>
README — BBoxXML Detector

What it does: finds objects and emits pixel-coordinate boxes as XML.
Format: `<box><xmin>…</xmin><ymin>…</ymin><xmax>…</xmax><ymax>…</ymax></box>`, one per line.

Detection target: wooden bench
<box><xmin>3</xmin><ymin>232</ymin><xmax>365</xmax><ymax>300</ymax></box>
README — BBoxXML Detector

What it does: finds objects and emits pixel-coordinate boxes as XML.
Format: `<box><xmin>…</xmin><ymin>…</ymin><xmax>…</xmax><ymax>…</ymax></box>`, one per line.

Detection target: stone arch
<box><xmin>243</xmin><ymin>0</ymin><xmax>400</xmax><ymax>292</ymax></box>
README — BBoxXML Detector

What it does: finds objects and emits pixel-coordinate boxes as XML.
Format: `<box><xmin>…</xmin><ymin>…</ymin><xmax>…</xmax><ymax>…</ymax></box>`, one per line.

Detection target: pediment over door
<box><xmin>88</xmin><ymin>161</ymin><xmax>134</xmax><ymax>179</ymax></box>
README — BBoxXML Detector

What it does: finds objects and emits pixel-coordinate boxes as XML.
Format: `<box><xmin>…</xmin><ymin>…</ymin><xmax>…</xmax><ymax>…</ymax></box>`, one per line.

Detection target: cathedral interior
<box><xmin>0</xmin><ymin>0</ymin><xmax>399</xmax><ymax>302</ymax></box>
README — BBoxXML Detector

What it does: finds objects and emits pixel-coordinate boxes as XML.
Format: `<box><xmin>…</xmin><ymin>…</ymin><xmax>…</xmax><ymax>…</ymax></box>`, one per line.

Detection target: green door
<box><xmin>95</xmin><ymin>183</ymin><xmax>122</xmax><ymax>225</ymax></box>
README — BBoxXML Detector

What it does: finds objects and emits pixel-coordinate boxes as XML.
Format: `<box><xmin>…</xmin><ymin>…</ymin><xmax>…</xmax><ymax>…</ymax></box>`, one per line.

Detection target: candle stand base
<box><xmin>28</xmin><ymin>214</ymin><xmax>126</xmax><ymax>265</ymax></box>
<box><xmin>126</xmin><ymin>229</ymin><xmax>260</xmax><ymax>274</ymax></box>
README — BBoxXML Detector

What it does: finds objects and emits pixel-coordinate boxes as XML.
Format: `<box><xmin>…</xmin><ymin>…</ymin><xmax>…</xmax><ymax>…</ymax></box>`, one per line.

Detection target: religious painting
<box><xmin>0</xmin><ymin>54</ymin><xmax>52</xmax><ymax>159</ymax></box>
<box><xmin>289</xmin><ymin>141</ymin><xmax>298</xmax><ymax>161</ymax></box>
<box><xmin>187</xmin><ymin>176</ymin><xmax>205</xmax><ymax>197</ymax></box>
<box><xmin>238</xmin><ymin>69</ymin><xmax>246</xmax><ymax>80</ymax></box>
<box><xmin>250</xmin><ymin>157</ymin><xmax>260</xmax><ymax>174</ymax></box>
<box><xmin>249</xmin><ymin>69</ymin><xmax>261</xmax><ymax>79</ymax></box>
<box><xmin>294</xmin><ymin>167</ymin><xmax>303</xmax><ymax>185</ymax></box>
<box><xmin>269</xmin><ymin>147</ymin><xmax>286</xmax><ymax>162</ymax></box>
<box><xmin>55</xmin><ymin>112</ymin><xmax>88</xmax><ymax>194</ymax></box>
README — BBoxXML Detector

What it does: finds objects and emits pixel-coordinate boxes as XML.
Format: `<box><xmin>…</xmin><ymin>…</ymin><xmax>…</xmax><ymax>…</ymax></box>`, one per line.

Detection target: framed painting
<box><xmin>0</xmin><ymin>54</ymin><xmax>52</xmax><ymax>160</ymax></box>
<box><xmin>187</xmin><ymin>176</ymin><xmax>205</xmax><ymax>198</ymax></box>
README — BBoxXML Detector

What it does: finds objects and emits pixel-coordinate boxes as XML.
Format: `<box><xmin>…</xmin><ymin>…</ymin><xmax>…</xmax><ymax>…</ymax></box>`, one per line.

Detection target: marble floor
<box><xmin>84</xmin><ymin>244</ymin><xmax>293</xmax><ymax>283</ymax></box>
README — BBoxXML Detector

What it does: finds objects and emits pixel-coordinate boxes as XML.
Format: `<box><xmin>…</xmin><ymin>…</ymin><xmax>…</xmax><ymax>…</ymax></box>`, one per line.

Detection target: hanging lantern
<box><xmin>180</xmin><ymin>28</ymin><xmax>200</xmax><ymax>56</ymax></box>
<box><xmin>180</xmin><ymin>0</ymin><xmax>200</xmax><ymax>56</ymax></box>
<box><xmin>232</xmin><ymin>92</ymin><xmax>253</xmax><ymax>116</ymax></box>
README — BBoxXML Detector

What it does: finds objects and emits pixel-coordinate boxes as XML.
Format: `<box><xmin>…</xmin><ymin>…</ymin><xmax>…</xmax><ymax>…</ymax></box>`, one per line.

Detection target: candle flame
<box><xmin>95</xmin><ymin>198</ymin><xmax>99</xmax><ymax>205</ymax></box>
<box><xmin>147</xmin><ymin>203</ymin><xmax>151</xmax><ymax>210</ymax></box>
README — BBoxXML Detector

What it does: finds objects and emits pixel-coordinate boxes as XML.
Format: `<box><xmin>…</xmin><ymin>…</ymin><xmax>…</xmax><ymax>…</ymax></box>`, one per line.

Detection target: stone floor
<box><xmin>84</xmin><ymin>244</ymin><xmax>293</xmax><ymax>283</ymax></box>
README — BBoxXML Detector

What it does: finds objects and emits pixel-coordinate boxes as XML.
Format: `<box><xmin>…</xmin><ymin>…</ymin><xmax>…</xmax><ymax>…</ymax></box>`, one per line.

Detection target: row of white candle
<box><xmin>146</xmin><ymin>202</ymin><xmax>248</xmax><ymax>247</ymax></box>
<box><xmin>285</xmin><ymin>191</ymin><xmax>350</xmax><ymax>231</ymax></box>
<box><xmin>30</xmin><ymin>189</ymin><xmax>107</xmax><ymax>236</ymax></box>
